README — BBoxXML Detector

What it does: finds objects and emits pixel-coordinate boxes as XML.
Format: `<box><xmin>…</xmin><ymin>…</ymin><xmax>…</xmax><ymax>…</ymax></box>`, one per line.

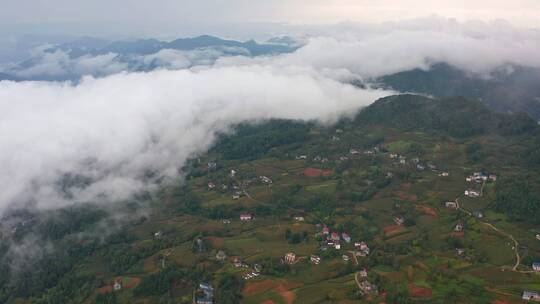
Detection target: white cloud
<box><xmin>0</xmin><ymin>65</ymin><xmax>391</xmax><ymax>214</ymax></box>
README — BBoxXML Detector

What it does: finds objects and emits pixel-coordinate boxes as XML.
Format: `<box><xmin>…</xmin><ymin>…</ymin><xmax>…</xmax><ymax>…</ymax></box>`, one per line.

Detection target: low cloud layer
<box><xmin>2</xmin><ymin>18</ymin><xmax>540</xmax><ymax>215</ymax></box>
<box><xmin>0</xmin><ymin>65</ymin><xmax>390</xmax><ymax>215</ymax></box>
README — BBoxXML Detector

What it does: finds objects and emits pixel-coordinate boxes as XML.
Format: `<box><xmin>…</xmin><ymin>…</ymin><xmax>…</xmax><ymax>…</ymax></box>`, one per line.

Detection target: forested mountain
<box><xmin>2</xmin><ymin>94</ymin><xmax>540</xmax><ymax>303</ymax></box>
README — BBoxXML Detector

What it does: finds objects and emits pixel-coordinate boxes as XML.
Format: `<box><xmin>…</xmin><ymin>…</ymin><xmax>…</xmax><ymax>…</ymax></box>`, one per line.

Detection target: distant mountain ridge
<box><xmin>54</xmin><ymin>35</ymin><xmax>296</xmax><ymax>57</ymax></box>
<box><xmin>378</xmin><ymin>63</ymin><xmax>540</xmax><ymax>120</ymax></box>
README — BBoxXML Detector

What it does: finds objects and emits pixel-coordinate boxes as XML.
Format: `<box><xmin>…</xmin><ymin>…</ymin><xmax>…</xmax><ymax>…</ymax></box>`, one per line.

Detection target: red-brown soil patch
<box><xmin>261</xmin><ymin>301</ymin><xmax>276</xmax><ymax>304</ymax></box>
<box><xmin>205</xmin><ymin>236</ymin><xmax>224</xmax><ymax>248</ymax></box>
<box><xmin>274</xmin><ymin>284</ymin><xmax>296</xmax><ymax>304</ymax></box>
<box><xmin>384</xmin><ymin>225</ymin><xmax>405</xmax><ymax>235</ymax></box>
<box><xmin>124</xmin><ymin>277</ymin><xmax>141</xmax><ymax>289</ymax></box>
<box><xmin>450</xmin><ymin>231</ymin><xmax>465</xmax><ymax>237</ymax></box>
<box><xmin>492</xmin><ymin>300</ymin><xmax>509</xmax><ymax>304</ymax></box>
<box><xmin>409</xmin><ymin>283</ymin><xmax>432</xmax><ymax>298</ymax></box>
<box><xmin>303</xmin><ymin>167</ymin><xmax>332</xmax><ymax>178</ymax></box>
<box><xmin>394</xmin><ymin>190</ymin><xmax>417</xmax><ymax>202</ymax></box>
<box><xmin>243</xmin><ymin>280</ymin><xmax>276</xmax><ymax>297</ymax></box>
<box><xmin>418</xmin><ymin>206</ymin><xmax>438</xmax><ymax>217</ymax></box>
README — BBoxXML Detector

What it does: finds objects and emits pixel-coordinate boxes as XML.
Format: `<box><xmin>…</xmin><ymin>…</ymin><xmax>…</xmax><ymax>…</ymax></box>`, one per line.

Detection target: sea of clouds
<box><xmin>1</xmin><ymin>18</ymin><xmax>540</xmax><ymax>215</ymax></box>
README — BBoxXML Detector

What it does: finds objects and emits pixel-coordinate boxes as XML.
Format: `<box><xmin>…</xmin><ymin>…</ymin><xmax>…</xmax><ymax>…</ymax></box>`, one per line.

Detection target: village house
<box><xmin>522</xmin><ymin>291</ymin><xmax>540</xmax><ymax>302</ymax></box>
<box><xmin>536</xmin><ymin>234</ymin><xmax>540</xmax><ymax>241</ymax></box>
<box><xmin>399</xmin><ymin>158</ymin><xmax>407</xmax><ymax>164</ymax></box>
<box><xmin>464</xmin><ymin>190</ymin><xmax>480</xmax><ymax>198</ymax></box>
<box><xmin>355</xmin><ymin>241</ymin><xmax>370</xmax><ymax>256</ymax></box>
<box><xmin>428</xmin><ymin>163</ymin><xmax>437</xmax><ymax>170</ymax></box>
<box><xmin>232</xmin><ymin>258</ymin><xmax>243</xmax><ymax>268</ymax></box>
<box><xmin>293</xmin><ymin>216</ymin><xmax>305</xmax><ymax>222</ymax></box>
<box><xmin>284</xmin><ymin>252</ymin><xmax>296</xmax><ymax>264</ymax></box>
<box><xmin>473</xmin><ymin>211</ymin><xmax>484</xmax><ymax>219</ymax></box>
<box><xmin>330</xmin><ymin>232</ymin><xmax>340</xmax><ymax>241</ymax></box>
<box><xmin>455</xmin><ymin>222</ymin><xmax>464</xmax><ymax>232</ymax></box>
<box><xmin>240</xmin><ymin>213</ymin><xmax>253</xmax><ymax>221</ymax></box>
<box><xmin>341</xmin><ymin>233</ymin><xmax>351</xmax><ymax>243</ymax></box>
<box><xmin>394</xmin><ymin>215</ymin><xmax>405</xmax><ymax>226</ymax></box>
<box><xmin>222</xmin><ymin>219</ymin><xmax>231</xmax><ymax>224</ymax></box>
<box><xmin>359</xmin><ymin>268</ymin><xmax>368</xmax><ymax>277</ymax></box>
<box><xmin>533</xmin><ymin>262</ymin><xmax>540</xmax><ymax>272</ymax></box>
<box><xmin>350</xmin><ymin>149</ymin><xmax>360</xmax><ymax>155</ymax></box>
<box><xmin>154</xmin><ymin>231</ymin><xmax>163</xmax><ymax>239</ymax></box>
<box><xmin>342</xmin><ymin>254</ymin><xmax>350</xmax><ymax>261</ymax></box>
<box><xmin>207</xmin><ymin>162</ymin><xmax>216</xmax><ymax>169</ymax></box>
<box><xmin>253</xmin><ymin>263</ymin><xmax>262</xmax><ymax>273</ymax></box>
<box><xmin>310</xmin><ymin>255</ymin><xmax>321</xmax><ymax>265</ymax></box>
<box><xmin>412</xmin><ymin>157</ymin><xmax>420</xmax><ymax>164</ymax></box>
<box><xmin>322</xmin><ymin>226</ymin><xmax>330</xmax><ymax>235</ymax></box>
<box><xmin>445</xmin><ymin>201</ymin><xmax>458</xmax><ymax>209</ymax></box>
<box><xmin>197</xmin><ymin>282</ymin><xmax>214</xmax><ymax>304</ymax></box>
<box><xmin>456</xmin><ymin>248</ymin><xmax>465</xmax><ymax>256</ymax></box>
<box><xmin>334</xmin><ymin>242</ymin><xmax>341</xmax><ymax>250</ymax></box>
<box><xmin>359</xmin><ymin>281</ymin><xmax>378</xmax><ymax>295</ymax></box>
<box><xmin>113</xmin><ymin>279</ymin><xmax>122</xmax><ymax>291</ymax></box>
<box><xmin>389</xmin><ymin>153</ymin><xmax>398</xmax><ymax>159</ymax></box>
<box><xmin>216</xmin><ymin>250</ymin><xmax>227</xmax><ymax>262</ymax></box>
<box><xmin>207</xmin><ymin>182</ymin><xmax>215</xmax><ymax>189</ymax></box>
<box><xmin>439</xmin><ymin>171</ymin><xmax>449</xmax><ymax>177</ymax></box>
<box><xmin>416</xmin><ymin>164</ymin><xmax>425</xmax><ymax>171</ymax></box>
<box><xmin>260</xmin><ymin>176</ymin><xmax>272</xmax><ymax>184</ymax></box>
<box><xmin>232</xmin><ymin>193</ymin><xmax>241</xmax><ymax>200</ymax></box>
<box><xmin>295</xmin><ymin>155</ymin><xmax>307</xmax><ymax>160</ymax></box>
<box><xmin>230</xmin><ymin>169</ymin><xmax>236</xmax><ymax>177</ymax></box>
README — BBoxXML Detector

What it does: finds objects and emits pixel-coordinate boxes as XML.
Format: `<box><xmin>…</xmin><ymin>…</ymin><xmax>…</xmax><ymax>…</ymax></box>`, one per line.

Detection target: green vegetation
<box><xmin>2</xmin><ymin>94</ymin><xmax>540</xmax><ymax>303</ymax></box>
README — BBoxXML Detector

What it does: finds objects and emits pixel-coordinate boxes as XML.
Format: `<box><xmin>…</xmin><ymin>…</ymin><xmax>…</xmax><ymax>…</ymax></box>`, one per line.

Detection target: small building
<box><xmin>233</xmin><ymin>258</ymin><xmax>243</xmax><ymax>268</ymax></box>
<box><xmin>216</xmin><ymin>250</ymin><xmax>227</xmax><ymax>262</ymax></box>
<box><xmin>322</xmin><ymin>226</ymin><xmax>330</xmax><ymax>235</ymax></box>
<box><xmin>113</xmin><ymin>279</ymin><xmax>122</xmax><ymax>291</ymax></box>
<box><xmin>522</xmin><ymin>291</ymin><xmax>540</xmax><ymax>302</ymax></box>
<box><xmin>295</xmin><ymin>155</ymin><xmax>307</xmax><ymax>160</ymax></box>
<box><xmin>207</xmin><ymin>182</ymin><xmax>216</xmax><ymax>189</ymax></box>
<box><xmin>240</xmin><ymin>213</ymin><xmax>253</xmax><ymax>221</ymax></box>
<box><xmin>310</xmin><ymin>255</ymin><xmax>321</xmax><ymax>265</ymax></box>
<box><xmin>536</xmin><ymin>234</ymin><xmax>540</xmax><ymax>241</ymax></box>
<box><xmin>232</xmin><ymin>193</ymin><xmax>241</xmax><ymax>200</ymax></box>
<box><xmin>330</xmin><ymin>232</ymin><xmax>340</xmax><ymax>241</ymax></box>
<box><xmin>253</xmin><ymin>263</ymin><xmax>262</xmax><ymax>273</ymax></box>
<box><xmin>533</xmin><ymin>263</ymin><xmax>540</xmax><ymax>272</ymax></box>
<box><xmin>207</xmin><ymin>162</ymin><xmax>217</xmax><ymax>169</ymax></box>
<box><xmin>456</xmin><ymin>248</ymin><xmax>465</xmax><ymax>256</ymax></box>
<box><xmin>222</xmin><ymin>219</ymin><xmax>231</xmax><ymax>224</ymax></box>
<box><xmin>464</xmin><ymin>190</ymin><xmax>480</xmax><ymax>198</ymax></box>
<box><xmin>293</xmin><ymin>216</ymin><xmax>305</xmax><ymax>222</ymax></box>
<box><xmin>416</xmin><ymin>164</ymin><xmax>425</xmax><ymax>171</ymax></box>
<box><xmin>439</xmin><ymin>172</ymin><xmax>449</xmax><ymax>177</ymax></box>
<box><xmin>394</xmin><ymin>215</ymin><xmax>405</xmax><ymax>226</ymax></box>
<box><xmin>284</xmin><ymin>252</ymin><xmax>296</xmax><ymax>264</ymax></box>
<box><xmin>445</xmin><ymin>201</ymin><xmax>458</xmax><ymax>209</ymax></box>
<box><xmin>260</xmin><ymin>176</ymin><xmax>272</xmax><ymax>184</ymax></box>
<box><xmin>154</xmin><ymin>231</ymin><xmax>163</xmax><ymax>239</ymax></box>
<box><xmin>454</xmin><ymin>222</ymin><xmax>464</xmax><ymax>232</ymax></box>
<box><xmin>342</xmin><ymin>254</ymin><xmax>350</xmax><ymax>261</ymax></box>
<box><xmin>341</xmin><ymin>233</ymin><xmax>351</xmax><ymax>243</ymax></box>
<box><xmin>230</xmin><ymin>169</ymin><xmax>236</xmax><ymax>177</ymax></box>
<box><xmin>359</xmin><ymin>268</ymin><xmax>368</xmax><ymax>277</ymax></box>
<box><xmin>473</xmin><ymin>211</ymin><xmax>484</xmax><ymax>219</ymax></box>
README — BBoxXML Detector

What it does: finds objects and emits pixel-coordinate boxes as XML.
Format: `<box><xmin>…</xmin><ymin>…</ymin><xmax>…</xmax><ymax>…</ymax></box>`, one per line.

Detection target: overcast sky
<box><xmin>1</xmin><ymin>0</ymin><xmax>539</xmax><ymax>39</ymax></box>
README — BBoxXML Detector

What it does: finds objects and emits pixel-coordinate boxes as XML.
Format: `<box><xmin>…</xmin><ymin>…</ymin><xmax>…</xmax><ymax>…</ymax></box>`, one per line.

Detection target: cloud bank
<box><xmin>0</xmin><ymin>65</ymin><xmax>390</xmax><ymax>215</ymax></box>
<box><xmin>2</xmin><ymin>18</ymin><xmax>540</xmax><ymax>215</ymax></box>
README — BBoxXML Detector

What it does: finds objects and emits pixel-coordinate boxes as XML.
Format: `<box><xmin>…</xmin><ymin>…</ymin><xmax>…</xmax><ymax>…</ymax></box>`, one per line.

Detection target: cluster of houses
<box><xmin>466</xmin><ymin>172</ymin><xmax>497</xmax><ymax>183</ymax></box>
<box><xmin>196</xmin><ymin>282</ymin><xmax>214</xmax><ymax>304</ymax></box>
<box><xmin>229</xmin><ymin>256</ymin><xmax>262</xmax><ymax>280</ymax></box>
<box><xmin>358</xmin><ymin>280</ymin><xmax>378</xmax><ymax>296</ymax></box>
<box><xmin>318</xmin><ymin>226</ymin><xmax>370</xmax><ymax>257</ymax></box>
